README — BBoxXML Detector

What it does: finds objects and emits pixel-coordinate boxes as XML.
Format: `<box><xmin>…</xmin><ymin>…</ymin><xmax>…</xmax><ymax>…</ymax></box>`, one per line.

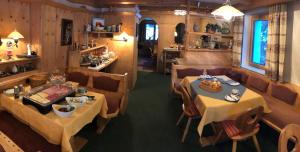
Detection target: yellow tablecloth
<box><xmin>0</xmin><ymin>91</ymin><xmax>108</xmax><ymax>152</ymax></box>
<box><xmin>181</xmin><ymin>76</ymin><xmax>271</xmax><ymax>139</ymax></box>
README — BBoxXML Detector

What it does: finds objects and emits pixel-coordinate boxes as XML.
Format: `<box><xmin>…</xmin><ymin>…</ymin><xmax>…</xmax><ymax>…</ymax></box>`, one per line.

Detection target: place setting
<box><xmin>192</xmin><ymin>74</ymin><xmax>244</xmax><ymax>103</ymax></box>
<box><xmin>224</xmin><ymin>88</ymin><xmax>241</xmax><ymax>103</ymax></box>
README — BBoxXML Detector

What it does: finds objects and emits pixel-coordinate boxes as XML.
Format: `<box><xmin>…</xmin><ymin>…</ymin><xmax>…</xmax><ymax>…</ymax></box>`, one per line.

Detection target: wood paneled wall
<box><xmin>0</xmin><ymin>0</ymin><xmax>30</xmax><ymax>57</ymax></box>
<box><xmin>38</xmin><ymin>4</ymin><xmax>94</xmax><ymax>72</ymax></box>
<box><xmin>183</xmin><ymin>51</ymin><xmax>232</xmax><ymax>66</ymax></box>
<box><xmin>68</xmin><ymin>12</ymin><xmax>138</xmax><ymax>89</ymax></box>
<box><xmin>93</xmin><ymin>12</ymin><xmax>138</xmax><ymax>89</ymax></box>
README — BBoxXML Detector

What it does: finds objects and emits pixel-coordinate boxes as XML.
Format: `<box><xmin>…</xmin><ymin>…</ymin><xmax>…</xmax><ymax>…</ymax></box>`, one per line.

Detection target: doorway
<box><xmin>137</xmin><ymin>18</ymin><xmax>159</xmax><ymax>72</ymax></box>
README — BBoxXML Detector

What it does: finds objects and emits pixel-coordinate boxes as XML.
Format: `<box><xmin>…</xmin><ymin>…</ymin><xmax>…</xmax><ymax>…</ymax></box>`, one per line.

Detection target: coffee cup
<box><xmin>232</xmin><ymin>89</ymin><xmax>239</xmax><ymax>95</ymax></box>
<box><xmin>77</xmin><ymin>87</ymin><xmax>87</xmax><ymax>94</ymax></box>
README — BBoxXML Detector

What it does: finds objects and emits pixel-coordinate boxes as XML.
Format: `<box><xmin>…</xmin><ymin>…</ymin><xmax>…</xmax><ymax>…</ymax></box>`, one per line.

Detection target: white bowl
<box><xmin>66</xmin><ymin>97</ymin><xmax>87</xmax><ymax>108</ymax></box>
<box><xmin>52</xmin><ymin>104</ymin><xmax>76</xmax><ymax>118</ymax></box>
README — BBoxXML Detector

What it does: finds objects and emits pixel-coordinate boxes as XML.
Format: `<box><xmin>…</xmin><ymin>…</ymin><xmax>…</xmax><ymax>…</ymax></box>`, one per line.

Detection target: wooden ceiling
<box><xmin>67</xmin><ymin>0</ymin><xmax>293</xmax><ymax>12</ymax></box>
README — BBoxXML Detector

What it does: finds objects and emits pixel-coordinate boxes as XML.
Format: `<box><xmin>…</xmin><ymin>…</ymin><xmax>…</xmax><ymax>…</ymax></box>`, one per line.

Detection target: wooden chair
<box><xmin>278</xmin><ymin>124</ymin><xmax>300</xmax><ymax>152</ymax></box>
<box><xmin>214</xmin><ymin>106</ymin><xmax>264</xmax><ymax>152</ymax></box>
<box><xmin>176</xmin><ymin>85</ymin><xmax>200</xmax><ymax>143</ymax></box>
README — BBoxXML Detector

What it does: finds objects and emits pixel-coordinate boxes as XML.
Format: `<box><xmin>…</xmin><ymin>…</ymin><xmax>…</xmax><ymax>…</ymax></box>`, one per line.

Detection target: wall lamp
<box><xmin>113</xmin><ymin>32</ymin><xmax>128</xmax><ymax>42</ymax></box>
<box><xmin>7</xmin><ymin>30</ymin><xmax>24</xmax><ymax>48</ymax></box>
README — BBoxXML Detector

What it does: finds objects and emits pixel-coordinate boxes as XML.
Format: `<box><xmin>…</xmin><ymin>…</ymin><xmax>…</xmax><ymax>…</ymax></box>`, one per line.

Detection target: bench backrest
<box><xmin>233</xmin><ymin>68</ymin><xmax>300</xmax><ymax>109</ymax></box>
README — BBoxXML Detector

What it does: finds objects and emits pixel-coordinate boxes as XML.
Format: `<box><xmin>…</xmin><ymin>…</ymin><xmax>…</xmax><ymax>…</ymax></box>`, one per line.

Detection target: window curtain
<box><xmin>232</xmin><ymin>17</ymin><xmax>244</xmax><ymax>67</ymax></box>
<box><xmin>266</xmin><ymin>4</ymin><xmax>287</xmax><ymax>82</ymax></box>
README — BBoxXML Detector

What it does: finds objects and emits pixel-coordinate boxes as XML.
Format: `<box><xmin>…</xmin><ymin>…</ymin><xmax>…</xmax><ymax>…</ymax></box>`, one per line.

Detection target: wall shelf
<box><xmin>88</xmin><ymin>31</ymin><xmax>120</xmax><ymax>34</ymax></box>
<box><xmin>188</xmin><ymin>32</ymin><xmax>233</xmax><ymax>38</ymax></box>
<box><xmin>0</xmin><ymin>57</ymin><xmax>39</xmax><ymax>66</ymax></box>
<box><xmin>187</xmin><ymin>48</ymin><xmax>232</xmax><ymax>52</ymax></box>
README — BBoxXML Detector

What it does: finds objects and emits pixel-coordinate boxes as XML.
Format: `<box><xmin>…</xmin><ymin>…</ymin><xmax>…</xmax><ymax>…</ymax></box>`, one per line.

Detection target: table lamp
<box><xmin>7</xmin><ymin>30</ymin><xmax>24</xmax><ymax>48</ymax></box>
<box><xmin>113</xmin><ymin>32</ymin><xmax>128</xmax><ymax>42</ymax></box>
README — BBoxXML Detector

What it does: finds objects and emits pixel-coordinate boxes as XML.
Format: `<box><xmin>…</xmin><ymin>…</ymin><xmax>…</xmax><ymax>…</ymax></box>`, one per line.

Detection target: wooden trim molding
<box><xmin>247</xmin><ymin>15</ymin><xmax>268</xmax><ymax>70</ymax></box>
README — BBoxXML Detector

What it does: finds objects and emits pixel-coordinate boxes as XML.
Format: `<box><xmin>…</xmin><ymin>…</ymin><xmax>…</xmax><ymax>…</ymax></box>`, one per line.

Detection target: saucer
<box><xmin>225</xmin><ymin>94</ymin><xmax>240</xmax><ymax>102</ymax></box>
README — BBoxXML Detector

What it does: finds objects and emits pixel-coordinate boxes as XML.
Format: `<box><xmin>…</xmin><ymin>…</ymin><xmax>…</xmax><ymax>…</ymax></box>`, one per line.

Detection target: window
<box><xmin>145</xmin><ymin>24</ymin><xmax>158</xmax><ymax>41</ymax></box>
<box><xmin>251</xmin><ymin>20</ymin><xmax>268</xmax><ymax>66</ymax></box>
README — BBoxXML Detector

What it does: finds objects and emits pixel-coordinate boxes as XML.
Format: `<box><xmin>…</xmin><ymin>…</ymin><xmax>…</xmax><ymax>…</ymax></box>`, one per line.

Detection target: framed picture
<box><xmin>92</xmin><ymin>18</ymin><xmax>105</xmax><ymax>31</ymax></box>
<box><xmin>61</xmin><ymin>19</ymin><xmax>73</xmax><ymax>46</ymax></box>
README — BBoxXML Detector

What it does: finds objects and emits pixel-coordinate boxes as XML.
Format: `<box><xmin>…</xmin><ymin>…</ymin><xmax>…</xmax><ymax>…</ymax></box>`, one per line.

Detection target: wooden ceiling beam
<box><xmin>66</xmin><ymin>0</ymin><xmax>294</xmax><ymax>11</ymax></box>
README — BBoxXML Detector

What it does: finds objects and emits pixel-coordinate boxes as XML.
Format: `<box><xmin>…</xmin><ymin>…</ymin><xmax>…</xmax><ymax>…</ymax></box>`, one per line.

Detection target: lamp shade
<box><xmin>211</xmin><ymin>4</ymin><xmax>244</xmax><ymax>20</ymax></box>
<box><xmin>174</xmin><ymin>10</ymin><xmax>187</xmax><ymax>16</ymax></box>
<box><xmin>120</xmin><ymin>32</ymin><xmax>129</xmax><ymax>40</ymax></box>
<box><xmin>8</xmin><ymin>30</ymin><xmax>24</xmax><ymax>39</ymax></box>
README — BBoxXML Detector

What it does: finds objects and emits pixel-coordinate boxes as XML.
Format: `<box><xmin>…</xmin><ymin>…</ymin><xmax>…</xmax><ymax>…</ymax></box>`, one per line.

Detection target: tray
<box><xmin>22</xmin><ymin>84</ymin><xmax>75</xmax><ymax>114</ymax></box>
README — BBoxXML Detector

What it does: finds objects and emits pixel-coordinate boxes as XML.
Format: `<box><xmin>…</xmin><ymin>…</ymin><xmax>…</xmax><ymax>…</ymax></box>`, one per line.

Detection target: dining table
<box><xmin>0</xmin><ymin>87</ymin><xmax>108</xmax><ymax>152</ymax></box>
<box><xmin>180</xmin><ymin>75</ymin><xmax>271</xmax><ymax>146</ymax></box>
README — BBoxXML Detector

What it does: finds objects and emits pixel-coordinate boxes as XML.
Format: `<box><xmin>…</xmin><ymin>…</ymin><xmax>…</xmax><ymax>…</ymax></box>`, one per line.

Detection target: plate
<box><xmin>4</xmin><ymin>89</ymin><xmax>14</xmax><ymax>96</ymax></box>
<box><xmin>226</xmin><ymin>80</ymin><xmax>240</xmax><ymax>86</ymax></box>
<box><xmin>225</xmin><ymin>94</ymin><xmax>240</xmax><ymax>102</ymax></box>
<box><xmin>229</xmin><ymin>82</ymin><xmax>240</xmax><ymax>86</ymax></box>
<box><xmin>66</xmin><ymin>97</ymin><xmax>88</xmax><ymax>108</ymax></box>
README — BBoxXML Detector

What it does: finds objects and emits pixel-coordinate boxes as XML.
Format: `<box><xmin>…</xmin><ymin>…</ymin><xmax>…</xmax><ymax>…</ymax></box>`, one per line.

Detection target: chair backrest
<box><xmin>0</xmin><ymin>144</ymin><xmax>5</xmax><ymax>152</ymax></box>
<box><xmin>180</xmin><ymin>85</ymin><xmax>193</xmax><ymax>108</ymax></box>
<box><xmin>235</xmin><ymin>106</ymin><xmax>264</xmax><ymax>134</ymax></box>
<box><xmin>279</xmin><ymin>124</ymin><xmax>300</xmax><ymax>152</ymax></box>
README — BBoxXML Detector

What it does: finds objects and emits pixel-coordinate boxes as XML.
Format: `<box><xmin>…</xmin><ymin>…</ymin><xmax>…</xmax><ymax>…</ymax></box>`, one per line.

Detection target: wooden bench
<box><xmin>233</xmin><ymin>68</ymin><xmax>300</xmax><ymax>132</ymax></box>
<box><xmin>67</xmin><ymin>67</ymin><xmax>128</xmax><ymax>117</ymax></box>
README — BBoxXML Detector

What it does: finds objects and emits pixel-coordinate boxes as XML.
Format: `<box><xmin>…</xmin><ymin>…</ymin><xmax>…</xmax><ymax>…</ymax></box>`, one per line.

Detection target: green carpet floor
<box><xmin>79</xmin><ymin>71</ymin><xmax>279</xmax><ymax>152</ymax></box>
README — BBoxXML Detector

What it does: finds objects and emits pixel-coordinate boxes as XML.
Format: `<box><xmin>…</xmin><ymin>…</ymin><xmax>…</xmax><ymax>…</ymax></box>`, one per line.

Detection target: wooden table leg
<box><xmin>70</xmin><ymin>136</ymin><xmax>88</xmax><ymax>152</ymax></box>
<box><xmin>199</xmin><ymin>136</ymin><xmax>216</xmax><ymax>147</ymax></box>
<box><xmin>199</xmin><ymin>124</ymin><xmax>229</xmax><ymax>147</ymax></box>
<box><xmin>96</xmin><ymin>116</ymin><xmax>111</xmax><ymax>134</ymax></box>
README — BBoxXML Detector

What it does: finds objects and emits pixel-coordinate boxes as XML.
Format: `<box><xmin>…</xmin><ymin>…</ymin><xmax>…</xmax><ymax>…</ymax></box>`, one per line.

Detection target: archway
<box><xmin>137</xmin><ymin>18</ymin><xmax>159</xmax><ymax>72</ymax></box>
<box><xmin>175</xmin><ymin>23</ymin><xmax>185</xmax><ymax>45</ymax></box>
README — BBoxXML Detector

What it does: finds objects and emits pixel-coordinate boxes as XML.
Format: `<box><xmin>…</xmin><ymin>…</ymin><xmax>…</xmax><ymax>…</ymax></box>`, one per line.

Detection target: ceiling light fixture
<box><xmin>174</xmin><ymin>10</ymin><xmax>187</xmax><ymax>16</ymax></box>
<box><xmin>211</xmin><ymin>0</ymin><xmax>244</xmax><ymax>21</ymax></box>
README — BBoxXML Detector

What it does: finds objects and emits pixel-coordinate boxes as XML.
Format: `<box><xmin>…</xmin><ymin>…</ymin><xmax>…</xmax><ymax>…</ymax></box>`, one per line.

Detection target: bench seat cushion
<box><xmin>93</xmin><ymin>76</ymin><xmax>120</xmax><ymax>92</ymax></box>
<box><xmin>105</xmin><ymin>93</ymin><xmax>123</xmax><ymax>114</ymax></box>
<box><xmin>263</xmin><ymin>95</ymin><xmax>300</xmax><ymax>129</ymax></box>
<box><xmin>176</xmin><ymin>68</ymin><xmax>204</xmax><ymax>79</ymax></box>
<box><xmin>67</xmin><ymin>72</ymin><xmax>89</xmax><ymax>86</ymax></box>
<box><xmin>227</xmin><ymin>70</ymin><xmax>249</xmax><ymax>84</ymax></box>
<box><xmin>0</xmin><ymin>145</ymin><xmax>5</xmax><ymax>152</ymax></box>
<box><xmin>207</xmin><ymin>68</ymin><xmax>231</xmax><ymax>76</ymax></box>
<box><xmin>247</xmin><ymin>76</ymin><xmax>269</xmax><ymax>93</ymax></box>
<box><xmin>271</xmin><ymin>84</ymin><xmax>298</xmax><ymax>105</ymax></box>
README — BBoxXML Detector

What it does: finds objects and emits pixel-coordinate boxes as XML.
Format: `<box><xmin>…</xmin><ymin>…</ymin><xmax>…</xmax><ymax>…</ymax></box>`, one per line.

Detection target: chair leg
<box><xmin>96</xmin><ymin>117</ymin><xmax>111</xmax><ymax>134</ymax></box>
<box><xmin>232</xmin><ymin>140</ymin><xmax>237</xmax><ymax>152</ymax></box>
<box><xmin>213</xmin><ymin>130</ymin><xmax>223</xmax><ymax>146</ymax></box>
<box><xmin>176</xmin><ymin>112</ymin><xmax>185</xmax><ymax>126</ymax></box>
<box><xmin>252</xmin><ymin>135</ymin><xmax>261</xmax><ymax>152</ymax></box>
<box><xmin>210</xmin><ymin>123</ymin><xmax>217</xmax><ymax>134</ymax></box>
<box><xmin>181</xmin><ymin>118</ymin><xmax>192</xmax><ymax>143</ymax></box>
